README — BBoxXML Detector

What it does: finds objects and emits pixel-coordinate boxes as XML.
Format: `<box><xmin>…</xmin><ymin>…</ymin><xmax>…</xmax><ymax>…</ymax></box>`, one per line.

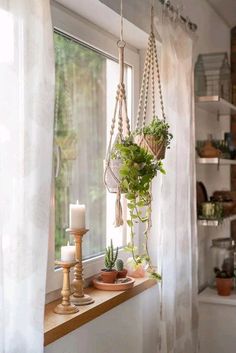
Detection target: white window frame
<box><xmin>46</xmin><ymin>2</ymin><xmax>140</xmax><ymax>295</ymax></box>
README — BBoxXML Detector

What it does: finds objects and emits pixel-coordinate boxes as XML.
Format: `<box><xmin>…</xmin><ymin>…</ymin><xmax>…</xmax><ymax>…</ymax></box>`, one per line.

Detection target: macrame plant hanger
<box><xmin>104</xmin><ymin>0</ymin><xmax>131</xmax><ymax>227</ymax></box>
<box><xmin>133</xmin><ymin>3</ymin><xmax>165</xmax><ymax>278</ymax></box>
<box><xmin>135</xmin><ymin>5</ymin><xmax>167</xmax><ymax>160</ymax></box>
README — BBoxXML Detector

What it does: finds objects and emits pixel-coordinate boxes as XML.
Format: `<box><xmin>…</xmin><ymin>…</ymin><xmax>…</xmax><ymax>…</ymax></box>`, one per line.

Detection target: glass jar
<box><xmin>209</xmin><ymin>237</ymin><xmax>234</xmax><ymax>287</ymax></box>
<box><xmin>194</xmin><ymin>52</ymin><xmax>231</xmax><ymax>101</ymax></box>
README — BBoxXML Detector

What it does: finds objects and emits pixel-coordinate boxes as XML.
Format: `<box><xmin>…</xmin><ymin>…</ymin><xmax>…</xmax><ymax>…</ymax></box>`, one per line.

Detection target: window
<box><xmin>46</xmin><ymin>3</ymin><xmax>139</xmax><ymax>294</ymax></box>
<box><xmin>53</xmin><ymin>30</ymin><xmax>132</xmax><ymax>260</ymax></box>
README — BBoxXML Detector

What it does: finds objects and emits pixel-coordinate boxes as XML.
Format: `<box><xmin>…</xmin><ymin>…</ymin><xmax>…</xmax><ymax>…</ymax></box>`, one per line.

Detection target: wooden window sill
<box><xmin>44</xmin><ymin>277</ymin><xmax>157</xmax><ymax>346</ymax></box>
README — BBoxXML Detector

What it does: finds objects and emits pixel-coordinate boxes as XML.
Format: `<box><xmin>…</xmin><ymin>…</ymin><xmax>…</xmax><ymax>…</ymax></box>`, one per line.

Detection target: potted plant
<box><xmin>134</xmin><ymin>117</ymin><xmax>173</xmax><ymax>160</ymax></box>
<box><xmin>116</xmin><ymin>259</ymin><xmax>128</xmax><ymax>278</ymax></box>
<box><xmin>214</xmin><ymin>267</ymin><xmax>233</xmax><ymax>296</ymax></box>
<box><xmin>199</xmin><ymin>202</ymin><xmax>224</xmax><ymax>224</ymax></box>
<box><xmin>100</xmin><ymin>239</ymin><xmax>118</xmax><ymax>283</ymax></box>
<box><xmin>113</xmin><ymin>137</ymin><xmax>164</xmax><ymax>279</ymax></box>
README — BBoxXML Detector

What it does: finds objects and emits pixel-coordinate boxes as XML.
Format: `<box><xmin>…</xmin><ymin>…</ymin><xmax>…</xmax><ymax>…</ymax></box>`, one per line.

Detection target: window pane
<box><xmin>53</xmin><ymin>31</ymin><xmax>130</xmax><ymax>260</ymax></box>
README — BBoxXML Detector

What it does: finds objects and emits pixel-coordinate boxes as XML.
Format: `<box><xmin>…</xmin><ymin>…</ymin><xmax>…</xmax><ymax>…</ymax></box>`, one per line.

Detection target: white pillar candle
<box><xmin>61</xmin><ymin>242</ymin><xmax>75</xmax><ymax>262</ymax></box>
<box><xmin>69</xmin><ymin>201</ymin><xmax>86</xmax><ymax>229</ymax></box>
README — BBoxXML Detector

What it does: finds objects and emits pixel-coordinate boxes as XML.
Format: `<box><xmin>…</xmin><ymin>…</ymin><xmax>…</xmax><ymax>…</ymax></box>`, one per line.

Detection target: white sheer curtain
<box><xmin>0</xmin><ymin>1</ymin><xmax>54</xmax><ymax>352</ymax></box>
<box><xmin>154</xmin><ymin>18</ymin><xmax>198</xmax><ymax>353</ymax></box>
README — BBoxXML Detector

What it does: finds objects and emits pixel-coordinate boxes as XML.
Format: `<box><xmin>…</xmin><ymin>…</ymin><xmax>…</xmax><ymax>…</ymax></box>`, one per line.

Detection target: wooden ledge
<box><xmin>44</xmin><ymin>277</ymin><xmax>156</xmax><ymax>346</ymax></box>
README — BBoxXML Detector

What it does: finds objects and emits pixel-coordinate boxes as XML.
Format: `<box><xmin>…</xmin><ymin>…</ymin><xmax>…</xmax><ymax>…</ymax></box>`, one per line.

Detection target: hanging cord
<box><xmin>120</xmin><ymin>0</ymin><xmax>123</xmax><ymax>43</ymax></box>
<box><xmin>136</xmin><ymin>34</ymin><xmax>153</xmax><ymax>129</ymax></box>
<box><xmin>115</xmin><ymin>0</ymin><xmax>125</xmax><ymax>226</ymax></box>
<box><xmin>142</xmin><ymin>41</ymin><xmax>152</xmax><ymax>128</ymax></box>
<box><xmin>136</xmin><ymin>5</ymin><xmax>166</xmax><ymax>129</ymax></box>
<box><xmin>150</xmin><ymin>6</ymin><xmax>156</xmax><ymax>119</ymax></box>
<box><xmin>152</xmin><ymin>34</ymin><xmax>166</xmax><ymax>121</ymax></box>
<box><xmin>104</xmin><ymin>0</ymin><xmax>131</xmax><ymax>227</ymax></box>
<box><xmin>104</xmin><ymin>0</ymin><xmax>130</xmax><ymax>162</ymax></box>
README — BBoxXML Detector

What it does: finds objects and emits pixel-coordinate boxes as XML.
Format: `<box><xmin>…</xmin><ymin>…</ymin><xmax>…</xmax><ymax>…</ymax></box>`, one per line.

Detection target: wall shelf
<box><xmin>199</xmin><ymin>287</ymin><xmax>236</xmax><ymax>306</ymax></box>
<box><xmin>197</xmin><ymin>157</ymin><xmax>236</xmax><ymax>166</ymax></box>
<box><xmin>195</xmin><ymin>95</ymin><xmax>236</xmax><ymax>116</ymax></box>
<box><xmin>198</xmin><ymin>214</ymin><xmax>236</xmax><ymax>227</ymax></box>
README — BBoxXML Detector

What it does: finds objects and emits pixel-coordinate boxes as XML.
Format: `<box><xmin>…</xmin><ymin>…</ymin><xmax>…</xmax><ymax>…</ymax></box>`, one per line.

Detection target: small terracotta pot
<box><xmin>117</xmin><ymin>269</ymin><xmax>128</xmax><ymax>278</ymax></box>
<box><xmin>216</xmin><ymin>277</ymin><xmax>233</xmax><ymax>296</ymax></box>
<box><xmin>100</xmin><ymin>269</ymin><xmax>118</xmax><ymax>283</ymax></box>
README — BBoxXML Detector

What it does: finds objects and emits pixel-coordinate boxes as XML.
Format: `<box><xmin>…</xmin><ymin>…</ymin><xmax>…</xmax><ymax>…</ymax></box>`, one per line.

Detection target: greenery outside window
<box><xmin>53</xmin><ymin>30</ymin><xmax>132</xmax><ymax>261</ymax></box>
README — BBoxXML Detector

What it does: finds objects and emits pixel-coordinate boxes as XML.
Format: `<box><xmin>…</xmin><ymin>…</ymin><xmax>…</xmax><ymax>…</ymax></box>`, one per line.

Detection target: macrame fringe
<box><xmin>114</xmin><ymin>187</ymin><xmax>123</xmax><ymax>227</ymax></box>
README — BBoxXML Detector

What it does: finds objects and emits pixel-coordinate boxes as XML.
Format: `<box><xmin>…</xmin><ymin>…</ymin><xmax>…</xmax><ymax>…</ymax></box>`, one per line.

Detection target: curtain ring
<box><xmin>117</xmin><ymin>40</ymin><xmax>126</xmax><ymax>48</ymax></box>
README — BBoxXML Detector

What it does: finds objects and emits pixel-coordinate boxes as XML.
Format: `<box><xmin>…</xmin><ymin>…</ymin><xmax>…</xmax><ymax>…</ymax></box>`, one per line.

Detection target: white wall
<box><xmin>47</xmin><ymin>1</ymin><xmax>231</xmax><ymax>352</ymax></box>
<box><xmin>45</xmin><ymin>286</ymin><xmax>160</xmax><ymax>353</ymax></box>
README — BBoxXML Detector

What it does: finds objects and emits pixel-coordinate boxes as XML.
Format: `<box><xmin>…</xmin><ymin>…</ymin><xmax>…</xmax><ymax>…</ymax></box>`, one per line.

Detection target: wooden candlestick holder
<box><xmin>66</xmin><ymin>228</ymin><xmax>94</xmax><ymax>305</ymax></box>
<box><xmin>54</xmin><ymin>260</ymin><xmax>79</xmax><ymax>315</ymax></box>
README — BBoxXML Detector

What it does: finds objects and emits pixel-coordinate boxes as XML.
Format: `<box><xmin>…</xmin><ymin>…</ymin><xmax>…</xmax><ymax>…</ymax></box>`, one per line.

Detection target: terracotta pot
<box><xmin>117</xmin><ymin>269</ymin><xmax>128</xmax><ymax>278</ymax></box>
<box><xmin>216</xmin><ymin>277</ymin><xmax>233</xmax><ymax>296</ymax></box>
<box><xmin>100</xmin><ymin>269</ymin><xmax>118</xmax><ymax>283</ymax></box>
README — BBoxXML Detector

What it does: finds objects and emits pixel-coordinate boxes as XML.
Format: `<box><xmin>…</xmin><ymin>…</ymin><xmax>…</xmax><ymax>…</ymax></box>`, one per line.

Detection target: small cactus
<box><xmin>116</xmin><ymin>259</ymin><xmax>124</xmax><ymax>271</ymax></box>
<box><xmin>104</xmin><ymin>239</ymin><xmax>118</xmax><ymax>271</ymax></box>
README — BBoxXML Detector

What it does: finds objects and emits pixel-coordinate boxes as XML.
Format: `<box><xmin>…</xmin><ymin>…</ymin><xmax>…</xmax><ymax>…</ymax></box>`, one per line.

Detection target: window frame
<box><xmin>46</xmin><ymin>2</ymin><xmax>140</xmax><ymax>295</ymax></box>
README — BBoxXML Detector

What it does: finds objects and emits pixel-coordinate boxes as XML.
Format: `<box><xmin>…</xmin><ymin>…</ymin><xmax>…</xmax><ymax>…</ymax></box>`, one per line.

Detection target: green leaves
<box><xmin>135</xmin><ymin>116</ymin><xmax>173</xmax><ymax>149</ymax></box>
<box><xmin>111</xmin><ymin>136</ymin><xmax>165</xmax><ymax>280</ymax></box>
<box><xmin>127</xmin><ymin>203</ymin><xmax>135</xmax><ymax>210</ymax></box>
<box><xmin>149</xmin><ymin>271</ymin><xmax>162</xmax><ymax>280</ymax></box>
<box><xmin>113</xmin><ymin>137</ymin><xmax>162</xmax><ymax>199</ymax></box>
<box><xmin>127</xmin><ymin>220</ymin><xmax>133</xmax><ymax>227</ymax></box>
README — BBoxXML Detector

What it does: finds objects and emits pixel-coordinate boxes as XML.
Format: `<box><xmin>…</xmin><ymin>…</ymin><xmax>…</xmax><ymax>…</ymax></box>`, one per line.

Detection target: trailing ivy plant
<box><xmin>135</xmin><ymin>117</ymin><xmax>173</xmax><ymax>149</ymax></box>
<box><xmin>112</xmin><ymin>137</ymin><xmax>164</xmax><ymax>280</ymax></box>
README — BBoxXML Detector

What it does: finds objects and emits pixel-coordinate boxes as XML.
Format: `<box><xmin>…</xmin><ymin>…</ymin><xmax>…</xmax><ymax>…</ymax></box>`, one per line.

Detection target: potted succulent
<box><xmin>116</xmin><ymin>259</ymin><xmax>128</xmax><ymax>278</ymax></box>
<box><xmin>113</xmin><ymin>137</ymin><xmax>164</xmax><ymax>279</ymax></box>
<box><xmin>214</xmin><ymin>267</ymin><xmax>233</xmax><ymax>296</ymax></box>
<box><xmin>100</xmin><ymin>240</ymin><xmax>118</xmax><ymax>283</ymax></box>
<box><xmin>134</xmin><ymin>117</ymin><xmax>173</xmax><ymax>160</ymax></box>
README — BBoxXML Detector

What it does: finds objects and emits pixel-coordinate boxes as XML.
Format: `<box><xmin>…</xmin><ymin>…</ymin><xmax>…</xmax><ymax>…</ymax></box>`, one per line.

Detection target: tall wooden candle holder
<box><xmin>66</xmin><ymin>228</ymin><xmax>94</xmax><ymax>305</ymax></box>
<box><xmin>54</xmin><ymin>260</ymin><xmax>79</xmax><ymax>315</ymax></box>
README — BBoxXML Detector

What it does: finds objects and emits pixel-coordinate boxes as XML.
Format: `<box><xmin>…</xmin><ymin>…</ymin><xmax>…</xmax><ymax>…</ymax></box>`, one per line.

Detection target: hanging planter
<box><xmin>103</xmin><ymin>5</ymin><xmax>131</xmax><ymax>227</ymax></box>
<box><xmin>114</xmin><ymin>136</ymin><xmax>164</xmax><ymax>279</ymax></box>
<box><xmin>135</xmin><ymin>6</ymin><xmax>172</xmax><ymax>160</ymax></box>
<box><xmin>116</xmin><ymin>5</ymin><xmax>170</xmax><ymax>280</ymax></box>
<box><xmin>135</xmin><ymin>118</ymin><xmax>172</xmax><ymax>160</ymax></box>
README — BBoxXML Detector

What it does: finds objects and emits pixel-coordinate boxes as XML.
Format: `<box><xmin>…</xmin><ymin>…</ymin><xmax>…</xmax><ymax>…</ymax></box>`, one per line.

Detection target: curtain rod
<box><xmin>158</xmin><ymin>0</ymin><xmax>198</xmax><ymax>32</ymax></box>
